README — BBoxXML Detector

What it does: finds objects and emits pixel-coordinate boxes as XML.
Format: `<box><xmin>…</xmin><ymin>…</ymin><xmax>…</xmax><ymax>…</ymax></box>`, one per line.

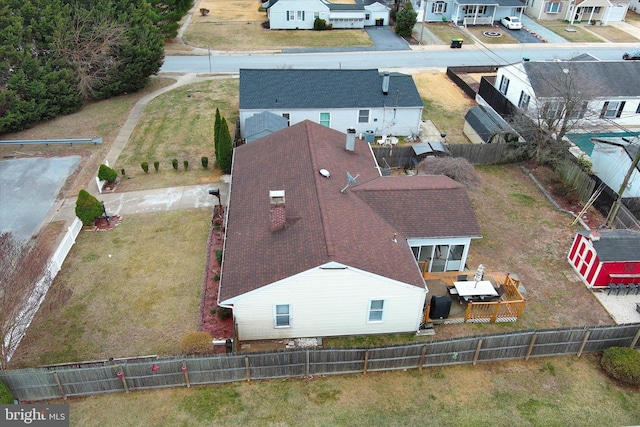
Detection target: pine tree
<box><xmin>148</xmin><ymin>0</ymin><xmax>193</xmax><ymax>39</ymax></box>
<box><xmin>75</xmin><ymin>190</ymin><xmax>104</xmax><ymax>226</ymax></box>
<box><xmin>217</xmin><ymin>118</ymin><xmax>233</xmax><ymax>174</ymax></box>
<box><xmin>214</xmin><ymin>108</ymin><xmax>222</xmax><ymax>162</ymax></box>
<box><xmin>395</xmin><ymin>2</ymin><xmax>417</xmax><ymax>38</ymax></box>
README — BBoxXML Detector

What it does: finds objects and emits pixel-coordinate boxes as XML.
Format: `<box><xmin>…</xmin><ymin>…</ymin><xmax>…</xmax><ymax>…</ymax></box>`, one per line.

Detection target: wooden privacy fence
<box><xmin>2</xmin><ymin>323</ymin><xmax>640</xmax><ymax>402</ymax></box>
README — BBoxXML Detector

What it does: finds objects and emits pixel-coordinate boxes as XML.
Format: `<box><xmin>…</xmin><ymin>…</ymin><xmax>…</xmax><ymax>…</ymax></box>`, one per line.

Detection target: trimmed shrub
<box><xmin>0</xmin><ymin>380</ymin><xmax>14</xmax><ymax>404</ymax></box>
<box><xmin>183</xmin><ymin>160</ymin><xmax>189</xmax><ymax>170</ymax></box>
<box><xmin>201</xmin><ymin>156</ymin><xmax>208</xmax><ymax>168</ymax></box>
<box><xmin>314</xmin><ymin>17</ymin><xmax>328</xmax><ymax>30</ymax></box>
<box><xmin>172</xmin><ymin>159</ymin><xmax>179</xmax><ymax>170</ymax></box>
<box><xmin>98</xmin><ymin>164</ymin><xmax>118</xmax><ymax>182</ymax></box>
<box><xmin>601</xmin><ymin>346</ymin><xmax>640</xmax><ymax>386</ymax></box>
<box><xmin>75</xmin><ymin>190</ymin><xmax>104</xmax><ymax>226</ymax></box>
<box><xmin>217</xmin><ymin>307</ymin><xmax>232</xmax><ymax>320</ymax></box>
<box><xmin>141</xmin><ymin>162</ymin><xmax>149</xmax><ymax>173</ymax></box>
<box><xmin>213</xmin><ymin>274</ymin><xmax>220</xmax><ymax>281</ymax></box>
<box><xmin>154</xmin><ymin>161</ymin><xmax>160</xmax><ymax>172</ymax></box>
<box><xmin>216</xmin><ymin>249</ymin><xmax>223</xmax><ymax>264</ymax></box>
<box><xmin>181</xmin><ymin>331</ymin><xmax>213</xmax><ymax>355</ymax></box>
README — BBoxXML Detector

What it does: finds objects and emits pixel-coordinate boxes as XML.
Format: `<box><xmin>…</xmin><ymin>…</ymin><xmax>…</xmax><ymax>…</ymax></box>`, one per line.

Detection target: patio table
<box><xmin>453</xmin><ymin>280</ymin><xmax>498</xmax><ymax>298</ymax></box>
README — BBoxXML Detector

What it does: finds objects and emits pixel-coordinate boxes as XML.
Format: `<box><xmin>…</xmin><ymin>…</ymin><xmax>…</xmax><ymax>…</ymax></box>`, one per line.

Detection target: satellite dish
<box><xmin>340</xmin><ymin>172</ymin><xmax>360</xmax><ymax>194</ymax></box>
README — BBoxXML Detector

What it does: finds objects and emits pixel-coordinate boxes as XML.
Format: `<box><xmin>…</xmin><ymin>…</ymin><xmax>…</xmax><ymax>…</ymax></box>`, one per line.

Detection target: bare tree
<box><xmin>0</xmin><ymin>232</ymin><xmax>53</xmax><ymax>369</ymax></box>
<box><xmin>416</xmin><ymin>157</ymin><xmax>482</xmax><ymax>190</ymax></box>
<box><xmin>509</xmin><ymin>61</ymin><xmax>603</xmax><ymax>164</ymax></box>
<box><xmin>53</xmin><ymin>8</ymin><xmax>125</xmax><ymax>99</ymax></box>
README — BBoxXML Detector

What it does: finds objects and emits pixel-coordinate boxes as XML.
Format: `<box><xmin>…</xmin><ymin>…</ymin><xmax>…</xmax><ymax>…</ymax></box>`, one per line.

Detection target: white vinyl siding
<box><xmin>231</xmin><ymin>266</ymin><xmax>426</xmax><ymax>340</ymax></box>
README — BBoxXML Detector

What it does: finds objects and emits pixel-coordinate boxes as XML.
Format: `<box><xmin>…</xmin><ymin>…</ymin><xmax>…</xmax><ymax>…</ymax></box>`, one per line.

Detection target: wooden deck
<box><xmin>423</xmin><ymin>271</ymin><xmax>526</xmax><ymax>324</ymax></box>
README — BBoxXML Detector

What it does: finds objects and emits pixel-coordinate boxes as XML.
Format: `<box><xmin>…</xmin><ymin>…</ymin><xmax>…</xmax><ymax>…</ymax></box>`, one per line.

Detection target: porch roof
<box><xmin>497</xmin><ymin>0</ymin><xmax>526</xmax><ymax>6</ymax></box>
<box><xmin>454</xmin><ymin>0</ymin><xmax>500</xmax><ymax>5</ymax></box>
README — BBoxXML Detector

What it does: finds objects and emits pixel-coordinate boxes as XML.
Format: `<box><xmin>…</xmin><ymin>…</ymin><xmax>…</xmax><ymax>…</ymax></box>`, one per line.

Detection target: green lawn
<box><xmin>63</xmin><ymin>355</ymin><xmax>640</xmax><ymax>426</ymax></box>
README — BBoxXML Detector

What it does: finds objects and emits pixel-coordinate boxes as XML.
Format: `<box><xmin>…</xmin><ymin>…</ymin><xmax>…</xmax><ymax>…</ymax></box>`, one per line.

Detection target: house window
<box><xmin>545</xmin><ymin>2</ymin><xmax>562</xmax><ymax>13</ymax></box>
<box><xmin>358</xmin><ymin>109</ymin><xmax>370</xmax><ymax>123</ymax></box>
<box><xmin>432</xmin><ymin>1</ymin><xmax>447</xmax><ymax>13</ymax></box>
<box><xmin>368</xmin><ymin>299</ymin><xmax>385</xmax><ymax>322</ymax></box>
<box><xmin>315</xmin><ymin>12</ymin><xmax>319</xmax><ymax>19</ymax></box>
<box><xmin>568</xmin><ymin>101</ymin><xmax>588</xmax><ymax>119</ymax></box>
<box><xmin>287</xmin><ymin>10</ymin><xmax>304</xmax><ymax>21</ymax></box>
<box><xmin>600</xmin><ymin>101</ymin><xmax>625</xmax><ymax>119</ymax></box>
<box><xmin>365</xmin><ymin>13</ymin><xmax>370</xmax><ymax>20</ymax></box>
<box><xmin>320</xmin><ymin>112</ymin><xmax>331</xmax><ymax>127</ymax></box>
<box><xmin>499</xmin><ymin>76</ymin><xmax>510</xmax><ymax>95</ymax></box>
<box><xmin>463</xmin><ymin>5</ymin><xmax>486</xmax><ymax>14</ymax></box>
<box><xmin>274</xmin><ymin>304</ymin><xmax>291</xmax><ymax>327</ymax></box>
<box><xmin>518</xmin><ymin>91</ymin><xmax>530</xmax><ymax>111</ymax></box>
<box><xmin>282</xmin><ymin>113</ymin><xmax>290</xmax><ymax>126</ymax></box>
<box><xmin>543</xmin><ymin>100</ymin><xmax>564</xmax><ymax>119</ymax></box>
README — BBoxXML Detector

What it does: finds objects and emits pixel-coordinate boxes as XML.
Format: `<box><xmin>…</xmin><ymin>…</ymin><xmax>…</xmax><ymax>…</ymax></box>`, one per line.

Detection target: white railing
<box><xmin>463</xmin><ymin>17</ymin><xmax>493</xmax><ymax>26</ymax></box>
<box><xmin>5</xmin><ymin>217</ymin><xmax>83</xmax><ymax>362</ymax></box>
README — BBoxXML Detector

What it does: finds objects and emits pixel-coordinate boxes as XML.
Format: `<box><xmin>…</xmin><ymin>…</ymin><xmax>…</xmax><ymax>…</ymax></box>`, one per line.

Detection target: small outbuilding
<box><xmin>463</xmin><ymin>105</ymin><xmax>521</xmax><ymax>145</ymax></box>
<box><xmin>568</xmin><ymin>229</ymin><xmax>640</xmax><ymax>288</ymax></box>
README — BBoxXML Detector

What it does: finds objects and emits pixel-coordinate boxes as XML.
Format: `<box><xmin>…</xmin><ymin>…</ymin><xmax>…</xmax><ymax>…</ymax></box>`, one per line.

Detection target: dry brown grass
<box><xmin>12</xmin><ymin>209</ymin><xmax>211</xmax><ymax>367</ymax></box>
<box><xmin>583</xmin><ymin>23</ymin><xmax>640</xmax><ymax>42</ymax></box>
<box><xmin>464</xmin><ymin>25</ymin><xmax>520</xmax><ymax>44</ymax></box>
<box><xmin>412</xmin><ymin>72</ymin><xmax>476</xmax><ymax>143</ymax></box>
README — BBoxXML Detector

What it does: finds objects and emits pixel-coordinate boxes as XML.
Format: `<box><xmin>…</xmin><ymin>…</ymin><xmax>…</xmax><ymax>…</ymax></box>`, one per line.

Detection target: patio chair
<box><xmin>496</xmin><ymin>284</ymin><xmax>506</xmax><ymax>300</ymax></box>
<box><xmin>607</xmin><ymin>283</ymin><xmax>617</xmax><ymax>296</ymax></box>
<box><xmin>617</xmin><ymin>284</ymin><xmax>628</xmax><ymax>295</ymax></box>
<box><xmin>630</xmin><ymin>283</ymin><xmax>640</xmax><ymax>295</ymax></box>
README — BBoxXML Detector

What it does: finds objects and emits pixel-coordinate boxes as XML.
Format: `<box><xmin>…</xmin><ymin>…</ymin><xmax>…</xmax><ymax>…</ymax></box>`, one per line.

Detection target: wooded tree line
<box><xmin>0</xmin><ymin>0</ymin><xmax>192</xmax><ymax>134</ymax></box>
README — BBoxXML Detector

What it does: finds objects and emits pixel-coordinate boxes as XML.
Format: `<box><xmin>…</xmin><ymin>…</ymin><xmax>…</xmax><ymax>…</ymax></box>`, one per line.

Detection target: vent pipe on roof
<box><xmin>269</xmin><ymin>190</ymin><xmax>286</xmax><ymax>231</ymax></box>
<box><xmin>382</xmin><ymin>72</ymin><xmax>390</xmax><ymax>95</ymax></box>
<box><xmin>346</xmin><ymin>127</ymin><xmax>356</xmax><ymax>151</ymax></box>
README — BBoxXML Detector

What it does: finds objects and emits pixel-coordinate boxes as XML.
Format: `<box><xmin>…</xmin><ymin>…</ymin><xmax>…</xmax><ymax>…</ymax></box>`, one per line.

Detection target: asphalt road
<box><xmin>160</xmin><ymin>46</ymin><xmax>635</xmax><ymax>74</ymax></box>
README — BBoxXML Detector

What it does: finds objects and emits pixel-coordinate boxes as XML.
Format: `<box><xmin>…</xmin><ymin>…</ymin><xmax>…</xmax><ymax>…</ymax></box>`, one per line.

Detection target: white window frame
<box><xmin>544</xmin><ymin>100</ymin><xmax>564</xmax><ymax>119</ymax></box>
<box><xmin>282</xmin><ymin>113</ymin><xmax>290</xmax><ymax>126</ymax></box>
<box><xmin>368</xmin><ymin>299</ymin><xmax>385</xmax><ymax>323</ymax></box>
<box><xmin>518</xmin><ymin>91</ymin><xmax>530</xmax><ymax>111</ymax></box>
<box><xmin>545</xmin><ymin>2</ymin><xmax>561</xmax><ymax>13</ymax></box>
<box><xmin>600</xmin><ymin>101</ymin><xmax>625</xmax><ymax>118</ymax></box>
<box><xmin>499</xmin><ymin>76</ymin><xmax>509</xmax><ymax>95</ymax></box>
<box><xmin>432</xmin><ymin>1</ymin><xmax>447</xmax><ymax>13</ymax></box>
<box><xmin>568</xmin><ymin>101</ymin><xmax>588</xmax><ymax>119</ymax></box>
<box><xmin>358</xmin><ymin>109</ymin><xmax>370</xmax><ymax>123</ymax></box>
<box><xmin>320</xmin><ymin>112</ymin><xmax>331</xmax><ymax>127</ymax></box>
<box><xmin>274</xmin><ymin>304</ymin><xmax>292</xmax><ymax>327</ymax></box>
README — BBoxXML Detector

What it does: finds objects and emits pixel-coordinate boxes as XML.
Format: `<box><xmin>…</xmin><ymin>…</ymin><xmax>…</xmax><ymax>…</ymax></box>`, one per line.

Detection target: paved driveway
<box><xmin>497</xmin><ymin>24</ymin><xmax>545</xmax><ymax>44</ymax></box>
<box><xmin>283</xmin><ymin>25</ymin><xmax>410</xmax><ymax>53</ymax></box>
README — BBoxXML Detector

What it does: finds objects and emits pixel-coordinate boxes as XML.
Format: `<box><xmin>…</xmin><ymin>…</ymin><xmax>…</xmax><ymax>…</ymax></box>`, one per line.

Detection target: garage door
<box><xmin>606</xmin><ymin>4</ymin><xmax>627</xmax><ymax>21</ymax></box>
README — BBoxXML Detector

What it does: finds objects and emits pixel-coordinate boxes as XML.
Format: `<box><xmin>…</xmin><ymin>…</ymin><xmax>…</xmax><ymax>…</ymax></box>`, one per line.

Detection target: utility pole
<box><xmin>606</xmin><ymin>140</ymin><xmax>640</xmax><ymax>227</ymax></box>
<box><xmin>419</xmin><ymin>0</ymin><xmax>427</xmax><ymax>45</ymax></box>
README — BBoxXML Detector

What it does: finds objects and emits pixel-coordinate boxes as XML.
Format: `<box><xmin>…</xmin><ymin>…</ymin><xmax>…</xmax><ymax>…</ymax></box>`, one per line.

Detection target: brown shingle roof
<box><xmin>219</xmin><ymin>121</ymin><xmax>480</xmax><ymax>302</ymax></box>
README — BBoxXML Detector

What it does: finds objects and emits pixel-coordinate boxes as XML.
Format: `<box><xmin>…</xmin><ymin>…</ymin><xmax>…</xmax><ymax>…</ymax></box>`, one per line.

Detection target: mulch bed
<box><xmin>200</xmin><ymin>205</ymin><xmax>234</xmax><ymax>353</ymax></box>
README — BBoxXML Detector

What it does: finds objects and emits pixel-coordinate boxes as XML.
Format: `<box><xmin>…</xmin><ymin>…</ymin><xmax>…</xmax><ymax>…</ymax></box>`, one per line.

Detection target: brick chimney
<box><xmin>269</xmin><ymin>190</ymin><xmax>286</xmax><ymax>231</ymax></box>
<box><xmin>382</xmin><ymin>72</ymin><xmax>390</xmax><ymax>95</ymax></box>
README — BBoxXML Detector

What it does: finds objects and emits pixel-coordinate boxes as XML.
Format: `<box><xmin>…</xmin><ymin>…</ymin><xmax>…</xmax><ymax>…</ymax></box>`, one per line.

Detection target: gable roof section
<box><xmin>239</xmin><ymin>69</ymin><xmax>423</xmax><ymax>110</ymax></box>
<box><xmin>244</xmin><ymin>111</ymin><xmax>288</xmax><ymax>139</ymax></box>
<box><xmin>523</xmin><ymin>61</ymin><xmax>640</xmax><ymax>98</ymax></box>
<box><xmin>578</xmin><ymin>230</ymin><xmax>640</xmax><ymax>262</ymax></box>
<box><xmin>592</xmin><ymin>137</ymin><xmax>640</xmax><ymax>173</ymax></box>
<box><xmin>352</xmin><ymin>176</ymin><xmax>481</xmax><ymax>239</ymax></box>
<box><xmin>465</xmin><ymin>105</ymin><xmax>519</xmax><ymax>143</ymax></box>
<box><xmin>220</xmin><ymin>121</ymin><xmax>480</xmax><ymax>302</ymax></box>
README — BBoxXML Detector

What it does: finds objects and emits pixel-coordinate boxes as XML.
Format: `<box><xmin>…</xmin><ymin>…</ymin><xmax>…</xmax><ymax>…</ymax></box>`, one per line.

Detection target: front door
<box><xmin>574</xmin><ymin>7</ymin><xmax>584</xmax><ymax>22</ymax></box>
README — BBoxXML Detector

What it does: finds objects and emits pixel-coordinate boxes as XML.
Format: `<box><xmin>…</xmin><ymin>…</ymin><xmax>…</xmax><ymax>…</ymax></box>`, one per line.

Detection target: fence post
<box><xmin>418</xmin><ymin>345</ymin><xmax>427</xmax><ymax>371</ymax></box>
<box><xmin>525</xmin><ymin>333</ymin><xmax>537</xmax><ymax>361</ymax></box>
<box><xmin>577</xmin><ymin>330</ymin><xmax>591</xmax><ymax>358</ymax></box>
<box><xmin>631</xmin><ymin>327</ymin><xmax>640</xmax><ymax>349</ymax></box>
<box><xmin>117</xmin><ymin>369</ymin><xmax>129</xmax><ymax>393</ymax></box>
<box><xmin>182</xmin><ymin>362</ymin><xmax>191</xmax><ymax>388</ymax></box>
<box><xmin>363</xmin><ymin>350</ymin><xmax>369</xmax><ymax>374</ymax></box>
<box><xmin>53</xmin><ymin>372</ymin><xmax>66</xmax><ymax>400</ymax></box>
<box><xmin>472</xmin><ymin>339</ymin><xmax>483</xmax><ymax>366</ymax></box>
<box><xmin>306</xmin><ymin>350</ymin><xmax>310</xmax><ymax>377</ymax></box>
<box><xmin>245</xmin><ymin>356</ymin><xmax>251</xmax><ymax>382</ymax></box>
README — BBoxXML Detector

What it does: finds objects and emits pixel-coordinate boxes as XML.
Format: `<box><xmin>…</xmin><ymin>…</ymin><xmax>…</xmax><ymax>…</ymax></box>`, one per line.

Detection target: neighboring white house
<box><xmin>264</xmin><ymin>0</ymin><xmax>390</xmax><ymax>29</ymax></box>
<box><xmin>494</xmin><ymin>60</ymin><xmax>640</xmax><ymax>130</ymax></box>
<box><xmin>523</xmin><ymin>0</ymin><xmax>629</xmax><ymax>22</ymax></box>
<box><xmin>412</xmin><ymin>0</ymin><xmax>525</xmax><ymax>24</ymax></box>
<box><xmin>218</xmin><ymin>120</ymin><xmax>481</xmax><ymax>341</ymax></box>
<box><xmin>239</xmin><ymin>69</ymin><xmax>424</xmax><ymax>140</ymax></box>
<box><xmin>590</xmin><ymin>136</ymin><xmax>640</xmax><ymax>197</ymax></box>
<box><xmin>631</xmin><ymin>0</ymin><xmax>640</xmax><ymax>13</ymax></box>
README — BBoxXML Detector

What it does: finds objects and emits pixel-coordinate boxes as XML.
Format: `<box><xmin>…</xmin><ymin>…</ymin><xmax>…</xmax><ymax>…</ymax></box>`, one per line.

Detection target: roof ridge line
<box><xmin>306</xmin><ymin>121</ymin><xmax>336</xmax><ymax>258</ymax></box>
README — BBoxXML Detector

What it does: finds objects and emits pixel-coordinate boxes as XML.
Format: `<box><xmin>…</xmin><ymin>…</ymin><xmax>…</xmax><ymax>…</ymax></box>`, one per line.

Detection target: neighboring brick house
<box><xmin>239</xmin><ymin>69</ymin><xmax>424</xmax><ymax>141</ymax></box>
<box><xmin>218</xmin><ymin>120</ymin><xmax>481</xmax><ymax>341</ymax></box>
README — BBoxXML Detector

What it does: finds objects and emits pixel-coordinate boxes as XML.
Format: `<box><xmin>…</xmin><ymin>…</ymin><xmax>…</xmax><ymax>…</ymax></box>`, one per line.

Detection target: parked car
<box><xmin>500</xmin><ymin>16</ymin><xmax>522</xmax><ymax>30</ymax></box>
<box><xmin>622</xmin><ymin>49</ymin><xmax>640</xmax><ymax>60</ymax></box>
